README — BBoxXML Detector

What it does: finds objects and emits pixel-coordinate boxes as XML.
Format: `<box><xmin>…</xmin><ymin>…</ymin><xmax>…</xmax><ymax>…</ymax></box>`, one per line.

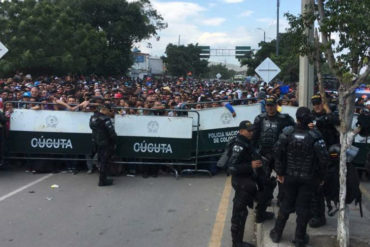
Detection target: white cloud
<box><xmin>197</xmin><ymin>28</ymin><xmax>254</xmax><ymax>47</ymax></box>
<box><xmin>136</xmin><ymin>1</ymin><xmax>293</xmax><ymax>65</ymax></box>
<box><xmin>152</xmin><ymin>1</ymin><xmax>205</xmax><ymax>22</ymax></box>
<box><xmin>224</xmin><ymin>0</ymin><xmax>244</xmax><ymax>3</ymax></box>
<box><xmin>136</xmin><ymin>1</ymin><xmax>205</xmax><ymax>57</ymax></box>
<box><xmin>239</xmin><ymin>10</ymin><xmax>253</xmax><ymax>17</ymax></box>
<box><xmin>202</xmin><ymin>18</ymin><xmax>226</xmax><ymax>26</ymax></box>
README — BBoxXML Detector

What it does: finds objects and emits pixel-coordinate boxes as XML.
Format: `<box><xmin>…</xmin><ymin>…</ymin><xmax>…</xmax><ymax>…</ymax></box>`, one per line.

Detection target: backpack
<box><xmin>324</xmin><ymin>160</ymin><xmax>362</xmax><ymax>217</ymax></box>
<box><xmin>217</xmin><ymin>137</ymin><xmax>237</xmax><ymax>169</ymax></box>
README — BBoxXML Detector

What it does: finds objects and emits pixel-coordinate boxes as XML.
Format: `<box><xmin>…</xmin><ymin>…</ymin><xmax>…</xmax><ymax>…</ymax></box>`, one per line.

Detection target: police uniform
<box><xmin>228</xmin><ymin>121</ymin><xmax>258</xmax><ymax>247</ymax></box>
<box><xmin>89</xmin><ymin>104</ymin><xmax>117</xmax><ymax>186</ymax></box>
<box><xmin>253</xmin><ymin>98</ymin><xmax>295</xmax><ymax>172</ymax></box>
<box><xmin>253</xmin><ymin>97</ymin><xmax>295</xmax><ymax>210</ymax></box>
<box><xmin>310</xmin><ymin>95</ymin><xmax>340</xmax><ymax>227</ymax></box>
<box><xmin>269</xmin><ymin>107</ymin><xmax>329</xmax><ymax>247</ymax></box>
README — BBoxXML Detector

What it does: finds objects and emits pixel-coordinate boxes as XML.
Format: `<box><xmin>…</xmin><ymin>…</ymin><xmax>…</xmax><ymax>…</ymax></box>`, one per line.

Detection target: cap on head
<box><xmin>266</xmin><ymin>97</ymin><xmax>277</xmax><ymax>105</ymax></box>
<box><xmin>239</xmin><ymin>120</ymin><xmax>255</xmax><ymax>131</ymax></box>
<box><xmin>311</xmin><ymin>94</ymin><xmax>322</xmax><ymax>105</ymax></box>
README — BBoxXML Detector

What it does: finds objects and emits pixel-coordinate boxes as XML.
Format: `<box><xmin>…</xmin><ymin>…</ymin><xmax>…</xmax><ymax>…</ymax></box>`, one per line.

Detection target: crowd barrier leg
<box><xmin>180</xmin><ymin>117</ymin><xmax>212</xmax><ymax>177</ymax></box>
<box><xmin>113</xmin><ymin>161</ymin><xmax>182</xmax><ymax>179</ymax></box>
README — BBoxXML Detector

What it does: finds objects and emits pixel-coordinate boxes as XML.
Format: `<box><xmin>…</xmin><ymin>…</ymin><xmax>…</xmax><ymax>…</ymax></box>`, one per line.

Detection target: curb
<box><xmin>256</xmin><ymin>222</ymin><xmax>263</xmax><ymax>247</ymax></box>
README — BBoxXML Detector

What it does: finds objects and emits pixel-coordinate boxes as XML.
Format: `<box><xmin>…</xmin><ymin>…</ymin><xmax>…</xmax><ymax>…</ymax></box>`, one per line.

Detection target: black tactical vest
<box><xmin>259</xmin><ymin>118</ymin><xmax>279</xmax><ymax>149</ymax></box>
<box><xmin>286</xmin><ymin>129</ymin><xmax>316</xmax><ymax>179</ymax></box>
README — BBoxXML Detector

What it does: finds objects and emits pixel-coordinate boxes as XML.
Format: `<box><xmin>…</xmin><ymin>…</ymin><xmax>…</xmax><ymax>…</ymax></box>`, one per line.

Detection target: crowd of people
<box><xmin>0</xmin><ymin>73</ymin><xmax>303</xmax><ymax>117</ymax></box>
<box><xmin>0</xmin><ymin>73</ymin><xmax>368</xmax><ymax>174</ymax></box>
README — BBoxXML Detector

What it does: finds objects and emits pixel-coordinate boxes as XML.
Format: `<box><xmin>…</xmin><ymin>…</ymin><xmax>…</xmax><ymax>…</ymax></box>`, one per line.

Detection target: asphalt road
<box><xmin>0</xmin><ymin>169</ymin><xmax>255</xmax><ymax>247</ymax></box>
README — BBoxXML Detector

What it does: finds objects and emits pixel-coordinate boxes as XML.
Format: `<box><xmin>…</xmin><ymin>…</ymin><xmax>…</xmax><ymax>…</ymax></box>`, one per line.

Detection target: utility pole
<box><xmin>298</xmin><ymin>0</ymin><xmax>315</xmax><ymax>107</ymax></box>
<box><xmin>276</xmin><ymin>0</ymin><xmax>280</xmax><ymax>56</ymax></box>
<box><xmin>178</xmin><ymin>35</ymin><xmax>181</xmax><ymax>46</ymax></box>
<box><xmin>257</xmin><ymin>28</ymin><xmax>266</xmax><ymax>43</ymax></box>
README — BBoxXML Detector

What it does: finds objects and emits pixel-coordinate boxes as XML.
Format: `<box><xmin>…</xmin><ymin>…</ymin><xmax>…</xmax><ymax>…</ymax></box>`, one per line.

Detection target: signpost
<box><xmin>235</xmin><ymin>46</ymin><xmax>251</xmax><ymax>60</ymax></box>
<box><xmin>199</xmin><ymin>46</ymin><xmax>210</xmax><ymax>59</ymax></box>
<box><xmin>0</xmin><ymin>42</ymin><xmax>8</xmax><ymax>59</ymax></box>
<box><xmin>255</xmin><ymin>57</ymin><xmax>281</xmax><ymax>83</ymax></box>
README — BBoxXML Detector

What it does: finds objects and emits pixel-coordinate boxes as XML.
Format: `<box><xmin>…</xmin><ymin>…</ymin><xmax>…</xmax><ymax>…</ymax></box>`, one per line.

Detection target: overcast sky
<box><xmin>136</xmin><ymin>0</ymin><xmax>301</xmax><ymax>65</ymax></box>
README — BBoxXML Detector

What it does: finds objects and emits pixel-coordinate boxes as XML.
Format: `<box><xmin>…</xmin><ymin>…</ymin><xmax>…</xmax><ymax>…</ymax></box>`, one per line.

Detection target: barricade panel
<box><xmin>114</xmin><ymin>115</ymin><xmax>193</xmax><ymax>159</ymax></box>
<box><xmin>189</xmin><ymin>104</ymin><xmax>261</xmax><ymax>152</ymax></box>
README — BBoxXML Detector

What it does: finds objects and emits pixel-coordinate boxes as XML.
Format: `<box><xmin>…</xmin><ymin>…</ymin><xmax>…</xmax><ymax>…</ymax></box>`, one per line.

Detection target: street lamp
<box><xmin>256</xmin><ymin>28</ymin><xmax>266</xmax><ymax>43</ymax></box>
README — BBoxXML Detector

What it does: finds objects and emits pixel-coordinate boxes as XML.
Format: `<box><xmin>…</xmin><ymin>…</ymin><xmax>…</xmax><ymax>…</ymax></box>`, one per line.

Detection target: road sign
<box><xmin>199</xmin><ymin>46</ymin><xmax>210</xmax><ymax>59</ymax></box>
<box><xmin>235</xmin><ymin>46</ymin><xmax>251</xmax><ymax>60</ymax></box>
<box><xmin>255</xmin><ymin>57</ymin><xmax>281</xmax><ymax>83</ymax></box>
<box><xmin>0</xmin><ymin>42</ymin><xmax>8</xmax><ymax>59</ymax></box>
<box><xmin>216</xmin><ymin>73</ymin><xmax>222</xmax><ymax>79</ymax></box>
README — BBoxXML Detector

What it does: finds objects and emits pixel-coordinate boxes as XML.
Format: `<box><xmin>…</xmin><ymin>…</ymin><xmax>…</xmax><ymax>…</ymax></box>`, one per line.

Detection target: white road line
<box><xmin>0</xmin><ymin>174</ymin><xmax>53</xmax><ymax>202</ymax></box>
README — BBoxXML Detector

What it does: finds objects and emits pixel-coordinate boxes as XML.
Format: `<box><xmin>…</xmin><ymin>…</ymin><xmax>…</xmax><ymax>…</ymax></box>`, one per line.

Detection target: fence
<box><xmin>2</xmin><ymin>101</ymin><xmax>369</xmax><ymax>175</ymax></box>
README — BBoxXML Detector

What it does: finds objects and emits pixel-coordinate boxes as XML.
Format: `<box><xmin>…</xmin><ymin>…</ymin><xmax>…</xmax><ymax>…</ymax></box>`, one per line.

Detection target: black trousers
<box><xmin>274</xmin><ymin>176</ymin><xmax>316</xmax><ymax>242</ymax></box>
<box><xmin>258</xmin><ymin>150</ymin><xmax>279</xmax><ymax>207</ymax></box>
<box><xmin>311</xmin><ymin>184</ymin><xmax>326</xmax><ymax>219</ymax></box>
<box><xmin>98</xmin><ymin>147</ymin><xmax>114</xmax><ymax>182</ymax></box>
<box><xmin>231</xmin><ymin>177</ymin><xmax>257</xmax><ymax>243</ymax></box>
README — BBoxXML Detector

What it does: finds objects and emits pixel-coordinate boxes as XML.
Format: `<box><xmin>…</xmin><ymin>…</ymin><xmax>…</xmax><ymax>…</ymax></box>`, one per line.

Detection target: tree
<box><xmin>162</xmin><ymin>44</ymin><xmax>209</xmax><ymax>77</ymax></box>
<box><xmin>62</xmin><ymin>0</ymin><xmax>166</xmax><ymax>75</ymax></box>
<box><xmin>287</xmin><ymin>1</ymin><xmax>370</xmax><ymax>246</ymax></box>
<box><xmin>206</xmin><ymin>64</ymin><xmax>236</xmax><ymax>80</ymax></box>
<box><xmin>0</xmin><ymin>0</ymin><xmax>165</xmax><ymax>76</ymax></box>
<box><xmin>240</xmin><ymin>32</ymin><xmax>301</xmax><ymax>83</ymax></box>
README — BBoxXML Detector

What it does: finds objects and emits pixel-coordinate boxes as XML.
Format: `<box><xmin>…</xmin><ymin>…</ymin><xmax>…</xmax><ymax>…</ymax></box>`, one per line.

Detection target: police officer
<box><xmin>269</xmin><ymin>107</ymin><xmax>329</xmax><ymax>247</ymax></box>
<box><xmin>89</xmin><ymin>101</ymin><xmax>117</xmax><ymax>186</ymax></box>
<box><xmin>253</xmin><ymin>97</ymin><xmax>295</xmax><ymax>213</ymax></box>
<box><xmin>228</xmin><ymin>120</ymin><xmax>261</xmax><ymax>247</ymax></box>
<box><xmin>309</xmin><ymin>94</ymin><xmax>340</xmax><ymax>227</ymax></box>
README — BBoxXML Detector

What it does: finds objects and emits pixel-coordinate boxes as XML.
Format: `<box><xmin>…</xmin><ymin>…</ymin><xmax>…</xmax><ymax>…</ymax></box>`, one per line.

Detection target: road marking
<box><xmin>0</xmin><ymin>174</ymin><xmax>53</xmax><ymax>202</ymax></box>
<box><xmin>360</xmin><ymin>184</ymin><xmax>370</xmax><ymax>201</ymax></box>
<box><xmin>208</xmin><ymin>176</ymin><xmax>232</xmax><ymax>247</ymax></box>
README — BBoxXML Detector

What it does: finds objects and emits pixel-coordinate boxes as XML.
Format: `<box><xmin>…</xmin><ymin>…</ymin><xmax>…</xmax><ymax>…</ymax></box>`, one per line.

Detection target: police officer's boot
<box><xmin>255</xmin><ymin>211</ymin><xmax>274</xmax><ymax>223</ymax></box>
<box><xmin>308</xmin><ymin>216</ymin><xmax>326</xmax><ymax>228</ymax></box>
<box><xmin>269</xmin><ymin>213</ymin><xmax>288</xmax><ymax>243</ymax></box>
<box><xmin>309</xmin><ymin>189</ymin><xmax>326</xmax><ymax>228</ymax></box>
<box><xmin>292</xmin><ymin>235</ymin><xmax>309</xmax><ymax>247</ymax></box>
<box><xmin>231</xmin><ymin>205</ymin><xmax>254</xmax><ymax>247</ymax></box>
<box><xmin>98</xmin><ymin>171</ymin><xmax>113</xmax><ymax>186</ymax></box>
<box><xmin>99</xmin><ymin>177</ymin><xmax>113</xmax><ymax>186</ymax></box>
<box><xmin>232</xmin><ymin>242</ymin><xmax>255</xmax><ymax>247</ymax></box>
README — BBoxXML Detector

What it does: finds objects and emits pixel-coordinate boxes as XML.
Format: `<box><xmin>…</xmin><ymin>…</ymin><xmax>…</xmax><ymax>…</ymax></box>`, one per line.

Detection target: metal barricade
<box><xmin>2</xmin><ymin>101</ymin><xmax>214</xmax><ymax>177</ymax></box>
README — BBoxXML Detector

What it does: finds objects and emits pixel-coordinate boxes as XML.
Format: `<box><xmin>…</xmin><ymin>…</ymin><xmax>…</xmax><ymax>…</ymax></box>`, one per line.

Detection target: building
<box><xmin>130</xmin><ymin>48</ymin><xmax>164</xmax><ymax>79</ymax></box>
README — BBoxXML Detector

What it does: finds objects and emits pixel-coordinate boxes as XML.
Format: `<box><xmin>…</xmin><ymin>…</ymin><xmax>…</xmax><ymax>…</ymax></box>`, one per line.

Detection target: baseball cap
<box><xmin>23</xmin><ymin>92</ymin><xmax>31</xmax><ymax>97</ymax></box>
<box><xmin>266</xmin><ymin>97</ymin><xmax>277</xmax><ymax>105</ymax></box>
<box><xmin>239</xmin><ymin>120</ymin><xmax>255</xmax><ymax>131</ymax></box>
<box><xmin>114</xmin><ymin>93</ymin><xmax>123</xmax><ymax>99</ymax></box>
<box><xmin>311</xmin><ymin>95</ymin><xmax>322</xmax><ymax>105</ymax></box>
